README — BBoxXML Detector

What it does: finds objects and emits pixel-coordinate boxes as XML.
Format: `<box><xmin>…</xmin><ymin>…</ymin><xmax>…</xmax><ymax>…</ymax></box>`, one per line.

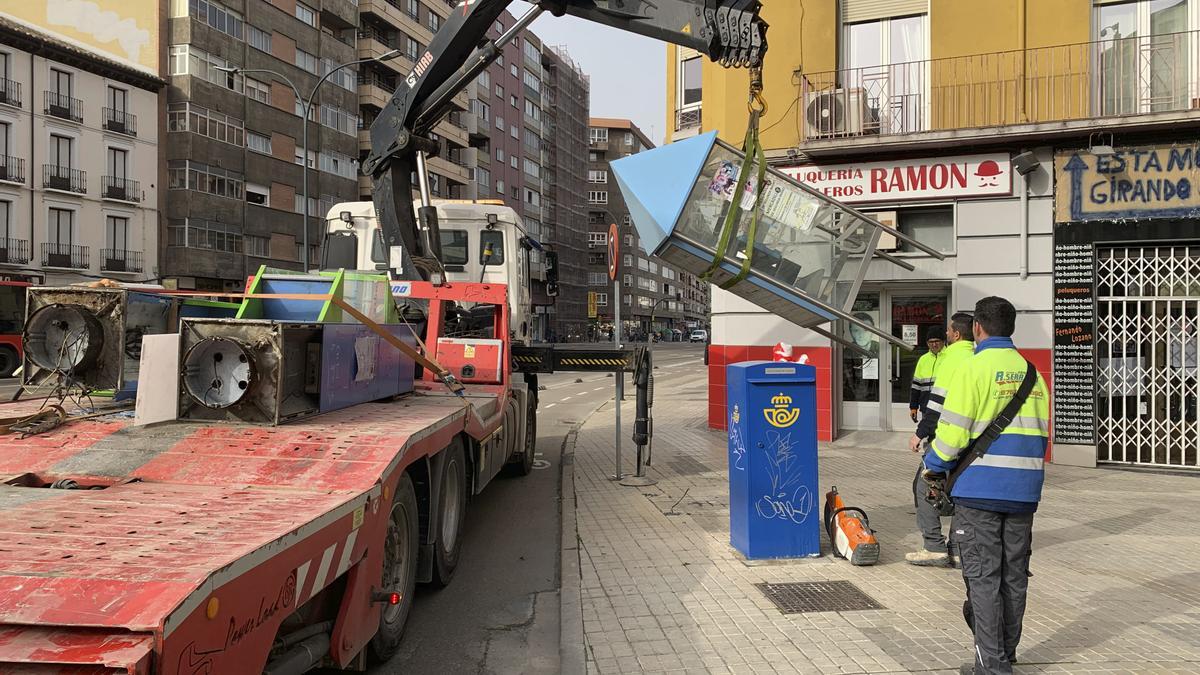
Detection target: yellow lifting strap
<box><xmin>700</xmin><ymin>67</ymin><xmax>769</xmax><ymax>289</ymax></box>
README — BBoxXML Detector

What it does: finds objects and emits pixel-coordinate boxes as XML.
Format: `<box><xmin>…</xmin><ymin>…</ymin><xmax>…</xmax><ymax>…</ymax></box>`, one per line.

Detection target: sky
<box><xmin>511</xmin><ymin>1</ymin><xmax>667</xmax><ymax>146</ymax></box>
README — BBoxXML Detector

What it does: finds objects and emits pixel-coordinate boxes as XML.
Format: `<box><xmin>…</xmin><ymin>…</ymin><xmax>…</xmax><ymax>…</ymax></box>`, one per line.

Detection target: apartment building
<box><xmin>668</xmin><ymin>0</ymin><xmax>1200</xmax><ymax>470</ymax></box>
<box><xmin>0</xmin><ymin>14</ymin><xmax>163</xmax><ymax>285</ymax></box>
<box><xmin>165</xmin><ymin>0</ymin><xmax>362</xmax><ymax>290</ymax></box>
<box><xmin>587</xmin><ymin>118</ymin><xmax>708</xmax><ymax>340</ymax></box>
<box><xmin>356</xmin><ymin>0</ymin><xmax>472</xmax><ymax>202</ymax></box>
<box><xmin>542</xmin><ymin>46</ymin><xmax>590</xmax><ymax>342</ymax></box>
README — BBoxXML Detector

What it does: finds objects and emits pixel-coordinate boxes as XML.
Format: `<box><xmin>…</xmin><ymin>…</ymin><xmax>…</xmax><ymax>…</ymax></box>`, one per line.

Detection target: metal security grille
<box><xmin>755</xmin><ymin>581</ymin><xmax>883</xmax><ymax>614</ymax></box>
<box><xmin>1096</xmin><ymin>245</ymin><xmax>1200</xmax><ymax>468</ymax></box>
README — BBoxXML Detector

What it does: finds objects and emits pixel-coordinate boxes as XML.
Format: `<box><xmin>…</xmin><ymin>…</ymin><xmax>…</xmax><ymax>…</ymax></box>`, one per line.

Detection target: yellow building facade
<box><xmin>672</xmin><ymin>0</ymin><xmax>1200</xmax><ymax>471</ymax></box>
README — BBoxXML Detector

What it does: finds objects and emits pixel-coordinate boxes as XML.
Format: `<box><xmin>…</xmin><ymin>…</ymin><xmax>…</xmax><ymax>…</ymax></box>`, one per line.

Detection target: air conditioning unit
<box><xmin>805</xmin><ymin>88</ymin><xmax>876</xmax><ymax>138</ymax></box>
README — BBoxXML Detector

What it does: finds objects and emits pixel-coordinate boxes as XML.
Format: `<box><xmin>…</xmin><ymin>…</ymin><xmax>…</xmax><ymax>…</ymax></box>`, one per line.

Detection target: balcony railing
<box><xmin>799</xmin><ymin>28</ymin><xmax>1200</xmax><ymax>142</ymax></box>
<box><xmin>675</xmin><ymin>107</ymin><xmax>701</xmax><ymax>131</ymax></box>
<box><xmin>44</xmin><ymin>91</ymin><xmax>83</xmax><ymax>122</ymax></box>
<box><xmin>0</xmin><ymin>239</ymin><xmax>30</xmax><ymax>265</ymax></box>
<box><xmin>102</xmin><ymin>176</ymin><xmax>141</xmax><ymax>202</ymax></box>
<box><xmin>42</xmin><ymin>242</ymin><xmax>89</xmax><ymax>269</ymax></box>
<box><xmin>101</xmin><ymin>249</ymin><xmax>144</xmax><ymax>273</ymax></box>
<box><xmin>0</xmin><ymin>156</ymin><xmax>23</xmax><ymax>184</ymax></box>
<box><xmin>43</xmin><ymin>164</ymin><xmax>86</xmax><ymax>194</ymax></box>
<box><xmin>0</xmin><ymin>78</ymin><xmax>20</xmax><ymax>108</ymax></box>
<box><xmin>103</xmin><ymin>107</ymin><xmax>137</xmax><ymax>136</ymax></box>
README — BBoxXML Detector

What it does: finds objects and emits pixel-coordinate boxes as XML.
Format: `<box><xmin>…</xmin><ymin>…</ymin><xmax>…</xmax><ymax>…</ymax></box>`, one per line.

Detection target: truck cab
<box><xmin>322</xmin><ymin>200</ymin><xmax>543</xmax><ymax>346</ymax></box>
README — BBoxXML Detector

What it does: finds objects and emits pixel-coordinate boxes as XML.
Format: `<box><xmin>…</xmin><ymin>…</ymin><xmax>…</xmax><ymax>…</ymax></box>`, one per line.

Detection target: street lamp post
<box><xmin>218</xmin><ymin>49</ymin><xmax>400</xmax><ymax>272</ymax></box>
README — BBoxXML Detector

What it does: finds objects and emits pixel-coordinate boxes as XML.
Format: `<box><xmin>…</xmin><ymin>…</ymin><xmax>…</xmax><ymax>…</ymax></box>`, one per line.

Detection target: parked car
<box><xmin>689</xmin><ymin>329</ymin><xmax>709</xmax><ymax>343</ymax></box>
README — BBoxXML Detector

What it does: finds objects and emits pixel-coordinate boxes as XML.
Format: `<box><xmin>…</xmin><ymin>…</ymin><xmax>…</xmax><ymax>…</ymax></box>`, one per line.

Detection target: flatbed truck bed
<box><xmin>0</xmin><ymin>388</ymin><xmax>507</xmax><ymax>673</ymax></box>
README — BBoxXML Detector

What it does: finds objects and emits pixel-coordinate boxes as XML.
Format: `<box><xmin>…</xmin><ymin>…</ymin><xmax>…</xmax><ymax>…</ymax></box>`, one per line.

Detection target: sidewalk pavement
<box><xmin>561</xmin><ymin>384</ymin><xmax>1200</xmax><ymax>675</ymax></box>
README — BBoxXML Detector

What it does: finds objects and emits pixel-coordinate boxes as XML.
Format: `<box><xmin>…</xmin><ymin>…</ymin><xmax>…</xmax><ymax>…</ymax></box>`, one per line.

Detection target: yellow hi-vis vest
<box><xmin>909</xmin><ymin>350</ymin><xmax>939</xmax><ymax>410</ymax></box>
<box><xmin>915</xmin><ymin>339</ymin><xmax>974</xmax><ymax>440</ymax></box>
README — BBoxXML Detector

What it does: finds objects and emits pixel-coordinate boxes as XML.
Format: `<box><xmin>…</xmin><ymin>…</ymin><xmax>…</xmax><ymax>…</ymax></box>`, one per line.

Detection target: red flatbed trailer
<box><xmin>0</xmin><ymin>281</ymin><xmax>530</xmax><ymax>674</ymax></box>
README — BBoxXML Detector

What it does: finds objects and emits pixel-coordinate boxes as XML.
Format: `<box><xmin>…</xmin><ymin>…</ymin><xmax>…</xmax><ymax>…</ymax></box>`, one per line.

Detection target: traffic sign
<box><xmin>608</xmin><ymin>222</ymin><xmax>619</xmax><ymax>281</ymax></box>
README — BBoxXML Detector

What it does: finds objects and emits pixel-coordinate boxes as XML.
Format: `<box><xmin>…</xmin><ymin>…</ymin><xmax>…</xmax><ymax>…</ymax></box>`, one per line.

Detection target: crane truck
<box><xmin>0</xmin><ymin>2</ymin><xmax>770</xmax><ymax>672</ymax></box>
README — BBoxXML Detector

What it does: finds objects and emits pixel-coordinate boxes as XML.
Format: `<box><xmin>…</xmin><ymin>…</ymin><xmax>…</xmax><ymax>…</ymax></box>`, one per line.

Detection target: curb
<box><xmin>558</xmin><ymin>425</ymin><xmax>585</xmax><ymax>675</ymax></box>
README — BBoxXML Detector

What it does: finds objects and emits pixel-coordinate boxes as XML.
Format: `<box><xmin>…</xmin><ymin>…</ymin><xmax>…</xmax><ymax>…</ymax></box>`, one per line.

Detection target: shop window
<box><xmin>895</xmin><ymin>206</ymin><xmax>953</xmax><ymax>254</ymax></box>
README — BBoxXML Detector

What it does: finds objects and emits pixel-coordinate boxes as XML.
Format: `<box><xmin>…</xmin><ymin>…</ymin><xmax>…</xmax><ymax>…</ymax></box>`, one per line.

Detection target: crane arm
<box><xmin>361</xmin><ymin>0</ymin><xmax>767</xmax><ymax>280</ymax></box>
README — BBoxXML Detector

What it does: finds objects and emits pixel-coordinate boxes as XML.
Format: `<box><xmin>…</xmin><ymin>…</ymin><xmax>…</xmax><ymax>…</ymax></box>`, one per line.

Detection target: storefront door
<box><xmin>840</xmin><ymin>288</ymin><xmax>949</xmax><ymax>432</ymax></box>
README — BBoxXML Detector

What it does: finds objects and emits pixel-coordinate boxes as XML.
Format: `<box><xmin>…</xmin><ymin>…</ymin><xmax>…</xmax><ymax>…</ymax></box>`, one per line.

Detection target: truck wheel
<box><xmin>513</xmin><ymin>395</ymin><xmax>537</xmax><ymax>476</ymax></box>
<box><xmin>370</xmin><ymin>473</ymin><xmax>419</xmax><ymax>662</ymax></box>
<box><xmin>431</xmin><ymin>439</ymin><xmax>466</xmax><ymax>587</ymax></box>
<box><xmin>0</xmin><ymin>347</ymin><xmax>17</xmax><ymax>378</ymax></box>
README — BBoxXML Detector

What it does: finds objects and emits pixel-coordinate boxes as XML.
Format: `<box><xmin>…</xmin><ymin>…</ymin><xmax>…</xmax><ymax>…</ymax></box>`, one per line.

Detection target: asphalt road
<box><xmin>371</xmin><ymin>343</ymin><xmax>705</xmax><ymax>674</ymax></box>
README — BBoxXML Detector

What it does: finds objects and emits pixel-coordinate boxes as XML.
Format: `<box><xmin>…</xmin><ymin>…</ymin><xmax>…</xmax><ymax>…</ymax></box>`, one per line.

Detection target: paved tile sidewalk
<box><xmin>563</xmin><ymin>381</ymin><xmax>1200</xmax><ymax>675</ymax></box>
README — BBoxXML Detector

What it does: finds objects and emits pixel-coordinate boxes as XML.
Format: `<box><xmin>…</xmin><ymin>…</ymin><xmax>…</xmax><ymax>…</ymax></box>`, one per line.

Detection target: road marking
<box><xmin>545</xmin><ymin>403</ymin><xmax>556</xmax><ymax>408</ymax></box>
<box><xmin>561</xmin><ymin>396</ymin><xmax>572</xmax><ymax>401</ymax></box>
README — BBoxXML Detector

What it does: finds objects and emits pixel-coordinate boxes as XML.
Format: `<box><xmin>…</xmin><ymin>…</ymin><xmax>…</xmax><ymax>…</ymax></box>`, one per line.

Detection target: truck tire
<box><xmin>513</xmin><ymin>394</ymin><xmax>536</xmax><ymax>476</ymax></box>
<box><xmin>370</xmin><ymin>473</ymin><xmax>419</xmax><ymax>662</ymax></box>
<box><xmin>0</xmin><ymin>347</ymin><xmax>17</xmax><ymax>378</ymax></box>
<box><xmin>430</xmin><ymin>439</ymin><xmax>466</xmax><ymax>587</ymax></box>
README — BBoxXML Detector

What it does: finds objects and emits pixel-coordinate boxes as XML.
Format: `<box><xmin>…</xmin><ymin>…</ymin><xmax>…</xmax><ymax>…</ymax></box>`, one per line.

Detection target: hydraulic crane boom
<box><xmin>362</xmin><ymin>0</ymin><xmax>767</xmax><ymax>281</ymax></box>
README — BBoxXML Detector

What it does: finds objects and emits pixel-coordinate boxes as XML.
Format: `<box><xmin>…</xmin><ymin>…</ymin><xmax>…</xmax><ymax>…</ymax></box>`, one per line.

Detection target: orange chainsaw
<box><xmin>823</xmin><ymin>486</ymin><xmax>879</xmax><ymax>566</ymax></box>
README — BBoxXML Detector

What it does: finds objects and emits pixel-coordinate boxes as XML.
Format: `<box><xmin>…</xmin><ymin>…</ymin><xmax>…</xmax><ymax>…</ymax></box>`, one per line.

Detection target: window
<box><xmin>594</xmin><ymin>293</ymin><xmax>608</xmax><ymax>306</ymax></box>
<box><xmin>510</xmin><ymin>155</ymin><xmax>517</xmax><ymax>169</ymax></box>
<box><xmin>623</xmin><ymin>274</ymin><xmax>632</xmax><ymax>288</ymax></box>
<box><xmin>0</xmin><ymin>122</ymin><xmax>7</xmax><ymax>163</ymax></box>
<box><xmin>478</xmin><ymin>71</ymin><xmax>490</xmax><ymax>89</ymax></box>
<box><xmin>169</xmin><ymin>45</ymin><xmax>243</xmax><ymax>92</ymax></box>
<box><xmin>0</xmin><ymin>200</ymin><xmax>9</xmax><ymax>241</ymax></box>
<box><xmin>294</xmin><ymin>194</ymin><xmax>317</xmax><ymax>215</ymax></box>
<box><xmin>525</xmin><ymin>188</ymin><xmax>540</xmax><ymax>206</ymax></box>
<box><xmin>649</xmin><ymin>261</ymin><xmax>658</xmax><ymax>274</ymax></box>
<box><xmin>624</xmin><ymin>132</ymin><xmax>633</xmax><ymax>146</ymax></box>
<box><xmin>524</xmin><ymin>158</ymin><xmax>540</xmax><ymax>178</ymax></box>
<box><xmin>588</xmin><ymin>212</ymin><xmax>604</xmax><ymax>224</ymax></box>
<box><xmin>624</xmin><ymin>234</ymin><xmax>633</xmax><ymax>246</ymax></box>
<box><xmin>319</xmin><ymin>151</ymin><xmax>357</xmax><ymax>179</ymax></box>
<box><xmin>474</xmin><ymin>165</ymin><xmax>490</xmax><ymax>188</ymax></box>
<box><xmin>167</xmin><ymin>218</ymin><xmax>243</xmax><ymax>252</ymax></box>
<box><xmin>889</xmin><ymin>206</ymin><xmax>955</xmax><ymax>254</ymax></box>
<box><xmin>623</xmin><ymin>214</ymin><xmax>632</xmax><ymax>225</ymax></box>
<box><xmin>428</xmin><ymin>10</ymin><xmax>441</xmax><ymax>32</ymax></box>
<box><xmin>588</xmin><ymin>272</ymin><xmax>607</xmax><ymax>285</ymax></box>
<box><xmin>510</xmin><ymin>94</ymin><xmax>518</xmax><ymax>108</ymax></box>
<box><xmin>246</xmin><ymin>235</ymin><xmax>270</xmax><ymax>257</ymax></box>
<box><xmin>623</xmin><ymin>254</ymin><xmax>632</xmax><ymax>267</ymax></box>
<box><xmin>843</xmin><ymin>15</ymin><xmax>926</xmax><ymax>132</ymax></box>
<box><xmin>496</xmin><ymin>115</ymin><xmax>504</xmax><ymax>131</ymax></box>
<box><xmin>106</xmin><ymin>147</ymin><xmax>127</xmax><ymax>179</ymax></box>
<box><xmin>320</xmin><ymin>104</ymin><xmax>358</xmax><ymax>135</ymax></box>
<box><xmin>479</xmin><ymin>230</ymin><xmax>504</xmax><ymax>264</ymax></box>
<box><xmin>295</xmin><ymin>1</ymin><xmax>316</xmax><ymax>26</ymax></box>
<box><xmin>166</xmin><ymin>102</ymin><xmax>245</xmax><ymax>145</ymax></box>
<box><xmin>106</xmin><ymin>86</ymin><xmax>127</xmax><ymax>116</ymax></box>
<box><xmin>245</xmin><ymin>77</ymin><xmax>270</xmax><ymax>103</ymax></box>
<box><xmin>183</xmin><ymin>0</ymin><xmax>243</xmax><ymax>38</ymax></box>
<box><xmin>524</xmin><ymin>100</ymin><xmax>541</xmax><ymax>121</ymax></box>
<box><xmin>589</xmin><ymin>127</ymin><xmax>608</xmax><ymax>144</ymax></box>
<box><xmin>440</xmin><ymin>230</ymin><xmax>468</xmax><ymax>265</ymax></box>
<box><xmin>588</xmin><ymin>190</ymin><xmax>607</xmax><ymax>204</ymax></box>
<box><xmin>105</xmin><ymin>215</ymin><xmax>129</xmax><ymax>251</ymax></box>
<box><xmin>49</xmin><ymin>134</ymin><xmax>72</xmax><ymax>168</ymax></box>
<box><xmin>322</xmin><ymin>58</ymin><xmax>356</xmax><ymax>92</ymax></box>
<box><xmin>404</xmin><ymin>0</ymin><xmax>419</xmax><ymax>18</ymax></box>
<box><xmin>510</xmin><ymin>124</ymin><xmax>519</xmax><ymax>139</ymax></box>
<box><xmin>588</xmin><ymin>232</ymin><xmax>607</xmax><ymax>245</ymax></box>
<box><xmin>523</xmin><ymin>69</ymin><xmax>541</xmax><ymax>93</ymax></box>
<box><xmin>679</xmin><ymin>56</ymin><xmax>702</xmax><ymax>107</ymax></box>
<box><xmin>496</xmin><ymin>148</ymin><xmax>504</xmax><ymax>162</ymax></box>
<box><xmin>496</xmin><ymin>179</ymin><xmax>505</xmax><ymax>194</ymax></box>
<box><xmin>494</xmin><ymin>20</ymin><xmax>504</xmax><ymax>33</ymax></box>
<box><xmin>48</xmin><ymin>207</ymin><xmax>74</xmax><ymax>244</ymax></box>
<box><xmin>247</xmin><ymin>131</ymin><xmax>272</xmax><ymax>154</ymax></box>
<box><xmin>246</xmin><ymin>182</ymin><xmax>269</xmax><ymax>206</ymax></box>
<box><xmin>167</xmin><ymin>160</ymin><xmax>244</xmax><ymax>199</ymax></box>
<box><xmin>638</xmin><ymin>257</ymin><xmax>649</xmax><ymax>272</ymax></box>
<box><xmin>296</xmin><ymin>49</ymin><xmax>319</xmax><ymax>74</ymax></box>
<box><xmin>588</xmin><ymin>170</ymin><xmax>607</xmax><ymax>184</ymax></box>
<box><xmin>510</xmin><ymin>64</ymin><xmax>518</xmax><ymax>78</ymax></box>
<box><xmin>248</xmin><ymin>25</ymin><xmax>271</xmax><ymax>52</ymax></box>
<box><xmin>588</xmin><ymin>252</ymin><xmax>604</xmax><ymax>264</ymax></box>
<box><xmin>495</xmin><ymin>84</ymin><xmax>503</xmax><ymax>98</ymax></box>
<box><xmin>50</xmin><ymin>68</ymin><xmax>72</xmax><ymax>98</ymax></box>
<box><xmin>589</xmin><ymin>151</ymin><xmax>599</xmax><ymax>161</ymax></box>
<box><xmin>523</xmin><ymin>40</ymin><xmax>540</xmax><ymax>61</ymax></box>
<box><xmin>470</xmin><ymin>99</ymin><xmax>490</xmax><ymax>121</ymax></box>
<box><xmin>1097</xmin><ymin>0</ymin><xmax>1189</xmax><ymax>114</ymax></box>
<box><xmin>406</xmin><ymin>36</ymin><xmax>421</xmax><ymax>61</ymax></box>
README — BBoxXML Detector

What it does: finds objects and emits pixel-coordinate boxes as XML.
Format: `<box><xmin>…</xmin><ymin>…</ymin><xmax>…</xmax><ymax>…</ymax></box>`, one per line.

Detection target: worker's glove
<box><xmin>909</xmin><ymin>408</ymin><xmax>919</xmax><ymax>423</ymax></box>
<box><xmin>921</xmin><ymin>470</ymin><xmax>955</xmax><ymax>517</ymax></box>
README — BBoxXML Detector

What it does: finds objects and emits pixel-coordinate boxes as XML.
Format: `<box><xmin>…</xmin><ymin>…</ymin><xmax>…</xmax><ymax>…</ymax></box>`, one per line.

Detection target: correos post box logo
<box><xmin>763</xmin><ymin>393</ymin><xmax>800</xmax><ymax>428</ymax></box>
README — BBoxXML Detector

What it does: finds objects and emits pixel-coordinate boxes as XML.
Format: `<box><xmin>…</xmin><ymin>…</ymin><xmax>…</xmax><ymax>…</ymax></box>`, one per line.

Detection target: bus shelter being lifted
<box><xmin>612</xmin><ymin>130</ymin><xmax>945</xmax><ymax>356</ymax></box>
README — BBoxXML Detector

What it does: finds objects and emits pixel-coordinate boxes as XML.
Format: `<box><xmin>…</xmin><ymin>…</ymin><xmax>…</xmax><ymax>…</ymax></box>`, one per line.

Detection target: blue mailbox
<box><xmin>726</xmin><ymin>361</ymin><xmax>821</xmax><ymax>559</ymax></box>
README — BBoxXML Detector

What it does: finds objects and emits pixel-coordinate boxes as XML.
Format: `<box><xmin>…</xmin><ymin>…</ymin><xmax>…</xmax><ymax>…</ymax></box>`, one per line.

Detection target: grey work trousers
<box><xmin>952</xmin><ymin>504</ymin><xmax>1035</xmax><ymax>675</ymax></box>
<box><xmin>912</xmin><ymin>464</ymin><xmax>948</xmax><ymax>553</ymax></box>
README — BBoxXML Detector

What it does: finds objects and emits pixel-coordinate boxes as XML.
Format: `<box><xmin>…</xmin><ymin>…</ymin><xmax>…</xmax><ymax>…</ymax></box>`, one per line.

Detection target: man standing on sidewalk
<box><xmin>922</xmin><ymin>297</ymin><xmax>1050</xmax><ymax>675</ymax></box>
<box><xmin>909</xmin><ymin>328</ymin><xmax>945</xmax><ymax>422</ymax></box>
<box><xmin>906</xmin><ymin>312</ymin><xmax>974</xmax><ymax>566</ymax></box>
